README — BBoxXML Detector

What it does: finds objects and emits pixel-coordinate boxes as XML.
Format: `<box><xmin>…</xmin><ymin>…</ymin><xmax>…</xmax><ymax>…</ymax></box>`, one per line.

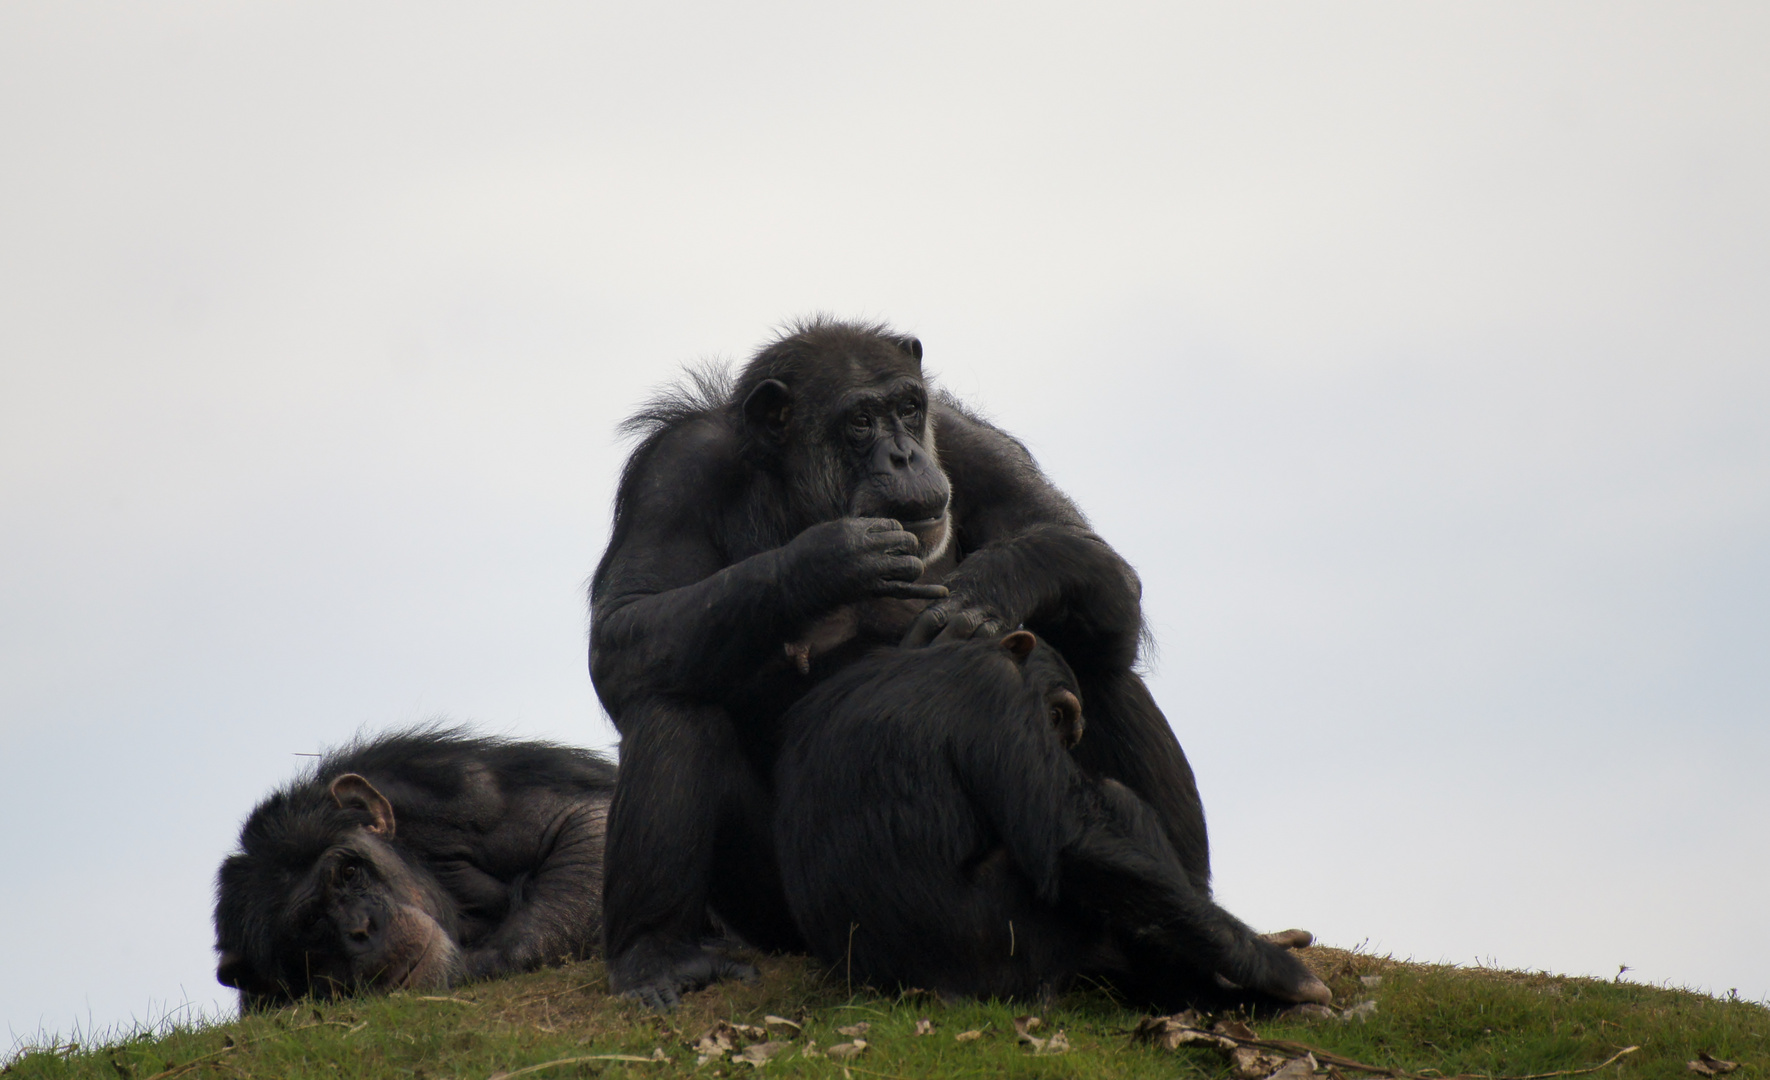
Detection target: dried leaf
<box><xmin>1229</xmin><ymin>1046</ymin><xmax>1289</xmax><ymax>1079</ymax></box>
<box><xmin>800</xmin><ymin>1041</ymin><xmax>822</xmax><ymax>1059</ymax></box>
<box><xmin>1214</xmin><ymin>1019</ymin><xmax>1258</xmax><ymax>1041</ymax></box>
<box><xmin>1039</xmin><ymin>1030</ymin><xmax>1071</xmax><ymax>1055</ymax></box>
<box><xmin>1269</xmin><ymin>1053</ymin><xmax>1318</xmax><ymax>1079</ymax></box>
<box><xmin>913</xmin><ymin>1018</ymin><xmax>934</xmax><ymax>1036</ymax></box>
<box><xmin>1689</xmin><ymin>1052</ymin><xmax>1740</xmax><ymax>1076</ymax></box>
<box><xmin>1360</xmin><ymin>975</ymin><xmax>1383</xmax><ymax>987</ymax></box>
<box><xmin>827</xmin><ymin>1039</ymin><xmax>868</xmax><ymax>1060</ymax></box>
<box><xmin>735</xmin><ymin>1041</ymin><xmax>789</xmax><ymax>1066</ymax></box>
<box><xmin>762</xmin><ymin>1016</ymin><xmax>802</xmax><ymax>1035</ymax></box>
<box><xmin>1341</xmin><ymin>1000</ymin><xmax>1378</xmax><ymax>1022</ymax></box>
<box><xmin>1277</xmin><ymin>1003</ymin><xmax>1336</xmax><ymax>1022</ymax></box>
<box><xmin>1131</xmin><ymin>1014</ymin><xmax>1234</xmax><ymax>1052</ymax></box>
<box><xmin>954</xmin><ymin>1029</ymin><xmax>984</xmax><ymax>1043</ymax></box>
<box><xmin>835</xmin><ymin>1022</ymin><xmax>870</xmax><ymax>1037</ymax></box>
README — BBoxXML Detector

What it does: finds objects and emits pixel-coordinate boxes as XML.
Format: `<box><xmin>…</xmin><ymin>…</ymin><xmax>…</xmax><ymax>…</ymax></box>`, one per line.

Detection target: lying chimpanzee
<box><xmin>774</xmin><ymin>633</ymin><xmax>1331</xmax><ymax>1009</ymax></box>
<box><xmin>214</xmin><ymin>728</ymin><xmax>615</xmax><ymax>1009</ymax></box>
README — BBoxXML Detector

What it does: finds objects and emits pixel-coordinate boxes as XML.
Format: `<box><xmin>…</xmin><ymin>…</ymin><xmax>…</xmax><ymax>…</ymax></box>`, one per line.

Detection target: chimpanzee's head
<box><xmin>214</xmin><ymin>773</ymin><xmax>462</xmax><ymax>1009</ymax></box>
<box><xmin>735</xmin><ymin>318</ymin><xmax>953</xmax><ymax>557</ymax></box>
<box><xmin>1000</xmin><ymin>629</ymin><xmax>1086</xmax><ymax>748</ymax></box>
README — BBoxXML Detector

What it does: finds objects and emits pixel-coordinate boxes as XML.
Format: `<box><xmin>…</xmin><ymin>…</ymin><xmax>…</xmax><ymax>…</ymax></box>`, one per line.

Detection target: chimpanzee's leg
<box><xmin>603</xmin><ymin>700</ymin><xmax>770</xmax><ymax>1009</ymax></box>
<box><xmin>1062</xmin><ymin>778</ymin><xmax>1330</xmax><ymax>1007</ymax></box>
<box><xmin>1069</xmin><ymin>669</ymin><xmax>1211</xmax><ymax>894</ymax></box>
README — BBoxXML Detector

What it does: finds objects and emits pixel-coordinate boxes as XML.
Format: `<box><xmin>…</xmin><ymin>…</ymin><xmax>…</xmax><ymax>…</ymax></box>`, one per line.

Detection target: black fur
<box><xmin>589</xmin><ymin>317</ymin><xmax>1210</xmax><ymax>1008</ymax></box>
<box><xmin>775</xmin><ymin>635</ymin><xmax>1327</xmax><ymax>1009</ymax></box>
<box><xmin>213</xmin><ymin>728</ymin><xmax>615</xmax><ymax>1010</ymax></box>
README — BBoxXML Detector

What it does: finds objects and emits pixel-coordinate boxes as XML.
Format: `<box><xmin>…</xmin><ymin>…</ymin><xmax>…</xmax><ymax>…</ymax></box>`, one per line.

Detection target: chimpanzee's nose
<box><xmin>342</xmin><ymin>908</ymin><xmax>379</xmax><ymax>947</ymax></box>
<box><xmin>888</xmin><ymin>436</ymin><xmax>915</xmax><ymax>468</ymax></box>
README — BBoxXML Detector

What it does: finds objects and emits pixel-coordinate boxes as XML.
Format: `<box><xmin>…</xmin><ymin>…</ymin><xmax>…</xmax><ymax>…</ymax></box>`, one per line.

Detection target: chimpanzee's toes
<box><xmin>1258</xmin><ymin>929</ymin><xmax>1315</xmax><ymax>950</ymax></box>
<box><xmin>1288</xmin><ymin>974</ymin><xmax>1333</xmax><ymax>1005</ymax></box>
<box><xmin>715</xmin><ymin>957</ymin><xmax>761</xmax><ymax>985</ymax></box>
<box><xmin>624</xmin><ymin>984</ymin><xmax>680</xmax><ymax>1011</ymax></box>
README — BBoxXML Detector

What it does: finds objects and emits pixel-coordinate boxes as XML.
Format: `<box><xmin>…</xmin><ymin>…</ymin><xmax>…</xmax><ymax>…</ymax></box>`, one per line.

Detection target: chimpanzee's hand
<box><xmin>782</xmin><ymin>517</ymin><xmax>950</xmax><ymax>613</ymax></box>
<box><xmin>900</xmin><ymin>596</ymin><xmax>1008</xmax><ymax>648</ymax></box>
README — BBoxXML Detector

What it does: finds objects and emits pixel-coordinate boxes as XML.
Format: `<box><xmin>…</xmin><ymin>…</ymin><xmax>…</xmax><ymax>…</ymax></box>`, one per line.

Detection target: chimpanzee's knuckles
<box><xmin>932</xmin><ymin>608</ymin><xmax>991</xmax><ymax>643</ymax></box>
<box><xmin>900</xmin><ymin>607</ymin><xmax>946</xmax><ymax>647</ymax></box>
<box><xmin>876</xmin><ymin>554</ymin><xmax>927</xmax><ymax>582</ymax></box>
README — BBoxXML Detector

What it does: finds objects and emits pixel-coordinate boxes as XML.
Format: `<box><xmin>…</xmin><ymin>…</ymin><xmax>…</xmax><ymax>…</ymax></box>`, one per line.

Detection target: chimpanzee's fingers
<box><xmin>876</xmin><ymin>581</ymin><xmax>950</xmax><ymax>600</ymax></box>
<box><xmin>932</xmin><ymin>608</ymin><xmax>990</xmax><ymax>644</ymax></box>
<box><xmin>865</xmin><ymin>529</ymin><xmax>923</xmax><ymax>557</ymax></box>
<box><xmin>901</xmin><ymin>606</ymin><xmax>950</xmax><ymax>647</ymax></box>
<box><xmin>875</xmin><ymin>554</ymin><xmax>927</xmax><ymax>582</ymax></box>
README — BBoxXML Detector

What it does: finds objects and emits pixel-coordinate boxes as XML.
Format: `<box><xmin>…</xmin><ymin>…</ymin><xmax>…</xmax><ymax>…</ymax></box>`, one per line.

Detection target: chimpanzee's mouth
<box><xmin>900</xmin><ymin>517</ymin><xmax>944</xmax><ymax>531</ymax></box>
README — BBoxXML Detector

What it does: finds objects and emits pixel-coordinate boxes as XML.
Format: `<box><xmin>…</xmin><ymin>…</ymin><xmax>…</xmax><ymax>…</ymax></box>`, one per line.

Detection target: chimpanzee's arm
<box><xmin>1058</xmin><ymin>779</ymin><xmax>1331</xmax><ymax>1005</ymax></box>
<box><xmin>591</xmin><ymin>419</ymin><xmax>943</xmax><ymax>713</ymax></box>
<box><xmin>906</xmin><ymin>401</ymin><xmax>1143</xmax><ymax>669</ymax></box>
<box><xmin>460</xmin><ymin>794</ymin><xmax>610</xmax><ymax>979</ymax></box>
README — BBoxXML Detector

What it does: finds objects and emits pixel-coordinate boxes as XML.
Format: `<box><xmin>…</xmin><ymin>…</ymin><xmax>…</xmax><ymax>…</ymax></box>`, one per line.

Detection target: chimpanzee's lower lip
<box><xmin>901</xmin><ymin>517</ymin><xmax>944</xmax><ymax>531</ymax></box>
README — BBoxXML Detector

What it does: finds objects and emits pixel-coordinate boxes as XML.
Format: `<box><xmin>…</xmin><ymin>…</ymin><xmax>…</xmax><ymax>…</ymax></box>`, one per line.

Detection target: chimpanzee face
<box><xmin>216</xmin><ymin>774</ymin><xmax>462</xmax><ymax>1008</ymax></box>
<box><xmin>740</xmin><ymin>325</ymin><xmax>953</xmax><ymax>554</ymax></box>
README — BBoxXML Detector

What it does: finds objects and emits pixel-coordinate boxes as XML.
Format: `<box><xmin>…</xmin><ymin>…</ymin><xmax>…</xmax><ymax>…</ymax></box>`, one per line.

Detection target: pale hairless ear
<box><xmin>1001</xmin><ymin>630</ymin><xmax>1037</xmax><ymax>663</ymax></box>
<box><xmin>216</xmin><ymin>950</ymin><xmax>257</xmax><ymax>990</ymax></box>
<box><xmin>741</xmin><ymin>378</ymin><xmax>792</xmax><ymax>438</ymax></box>
<box><xmin>329</xmin><ymin>773</ymin><xmax>396</xmax><ymax>836</ymax></box>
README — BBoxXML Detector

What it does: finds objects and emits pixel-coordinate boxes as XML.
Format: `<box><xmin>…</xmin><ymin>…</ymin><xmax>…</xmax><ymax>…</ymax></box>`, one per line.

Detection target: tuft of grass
<box><xmin>5</xmin><ymin>948</ymin><xmax>1765</xmax><ymax>1079</ymax></box>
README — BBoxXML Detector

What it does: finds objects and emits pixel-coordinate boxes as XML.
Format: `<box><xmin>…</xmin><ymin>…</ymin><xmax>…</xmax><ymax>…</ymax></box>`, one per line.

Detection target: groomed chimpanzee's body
<box><xmin>214</xmin><ymin>728</ymin><xmax>615</xmax><ymax>1010</ymax></box>
<box><xmin>775</xmin><ymin>634</ymin><xmax>1330</xmax><ymax>1009</ymax></box>
<box><xmin>590</xmin><ymin>318</ymin><xmax>1213</xmax><ymax>1008</ymax></box>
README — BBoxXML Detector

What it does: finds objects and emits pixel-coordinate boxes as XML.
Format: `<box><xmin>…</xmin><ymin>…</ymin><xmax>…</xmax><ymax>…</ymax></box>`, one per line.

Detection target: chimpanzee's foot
<box><xmin>608</xmin><ymin>937</ymin><xmax>760</xmax><ymax>1010</ymax></box>
<box><xmin>1258</xmin><ymin>942</ymin><xmax>1332</xmax><ymax>1005</ymax></box>
<box><xmin>1217</xmin><ymin>937</ymin><xmax>1333</xmax><ymax>1006</ymax></box>
<box><xmin>1258</xmin><ymin>928</ymin><xmax>1315</xmax><ymax>950</ymax></box>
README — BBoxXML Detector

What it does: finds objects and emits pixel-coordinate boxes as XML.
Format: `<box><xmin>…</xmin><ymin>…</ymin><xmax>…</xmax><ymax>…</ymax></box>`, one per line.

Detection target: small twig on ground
<box><xmin>488</xmin><ymin>1053</ymin><xmax>664</xmax><ymax>1079</ymax></box>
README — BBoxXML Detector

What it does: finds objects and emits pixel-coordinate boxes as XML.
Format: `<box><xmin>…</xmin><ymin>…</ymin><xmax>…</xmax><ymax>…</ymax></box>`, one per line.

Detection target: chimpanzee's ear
<box><xmin>216</xmin><ymin>950</ymin><xmax>251</xmax><ymax>989</ymax></box>
<box><xmin>742</xmin><ymin>378</ymin><xmax>793</xmax><ymax>440</ymax></box>
<box><xmin>329</xmin><ymin>773</ymin><xmax>396</xmax><ymax>836</ymax></box>
<box><xmin>1001</xmin><ymin>630</ymin><xmax>1037</xmax><ymax>664</ymax></box>
<box><xmin>896</xmin><ymin>336</ymin><xmax>923</xmax><ymax>363</ymax></box>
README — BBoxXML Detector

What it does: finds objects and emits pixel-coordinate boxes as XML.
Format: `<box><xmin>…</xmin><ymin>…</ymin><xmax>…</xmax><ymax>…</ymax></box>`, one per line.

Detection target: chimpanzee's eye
<box><xmin>849</xmin><ymin>413</ymin><xmax>871</xmax><ymax>436</ymax></box>
<box><xmin>897</xmin><ymin>401</ymin><xmax>919</xmax><ymax>419</ymax></box>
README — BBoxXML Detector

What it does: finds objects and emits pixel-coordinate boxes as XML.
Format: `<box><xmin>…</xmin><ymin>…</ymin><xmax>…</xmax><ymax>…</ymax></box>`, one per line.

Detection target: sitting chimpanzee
<box><xmin>213</xmin><ymin>728</ymin><xmax>615</xmax><ymax>1010</ymax></box>
<box><xmin>775</xmin><ymin>632</ymin><xmax>1331</xmax><ymax>1008</ymax></box>
<box><xmin>590</xmin><ymin>318</ymin><xmax>1225</xmax><ymax>1008</ymax></box>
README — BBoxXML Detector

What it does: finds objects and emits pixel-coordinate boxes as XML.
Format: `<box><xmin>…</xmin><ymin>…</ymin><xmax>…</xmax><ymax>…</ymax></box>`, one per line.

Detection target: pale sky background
<box><xmin>3</xmin><ymin>1</ymin><xmax>1766</xmax><ymax>1051</ymax></box>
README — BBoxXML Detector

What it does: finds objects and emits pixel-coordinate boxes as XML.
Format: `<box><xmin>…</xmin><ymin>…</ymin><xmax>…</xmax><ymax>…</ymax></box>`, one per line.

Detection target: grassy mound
<box><xmin>7</xmin><ymin>947</ymin><xmax>1765</xmax><ymax>1079</ymax></box>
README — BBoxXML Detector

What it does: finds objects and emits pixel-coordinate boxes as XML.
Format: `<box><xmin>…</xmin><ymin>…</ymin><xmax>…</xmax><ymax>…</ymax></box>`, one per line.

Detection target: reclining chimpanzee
<box><xmin>775</xmin><ymin>632</ymin><xmax>1331</xmax><ymax>1009</ymax></box>
<box><xmin>590</xmin><ymin>318</ymin><xmax>1252</xmax><ymax>1007</ymax></box>
<box><xmin>213</xmin><ymin>728</ymin><xmax>614</xmax><ymax>1009</ymax></box>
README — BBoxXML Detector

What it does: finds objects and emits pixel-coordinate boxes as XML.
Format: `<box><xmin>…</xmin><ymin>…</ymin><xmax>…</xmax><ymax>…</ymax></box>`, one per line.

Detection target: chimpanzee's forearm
<box><xmin>1058</xmin><ymin>780</ymin><xmax>1312</xmax><ymax>1001</ymax></box>
<box><xmin>464</xmin><ymin>803</ymin><xmax>608</xmax><ymax>978</ymax></box>
<box><xmin>951</xmin><ymin>525</ymin><xmax>1144</xmax><ymax>670</ymax></box>
<box><xmin>592</xmin><ymin>548</ymin><xmax>804</xmax><ymax>709</ymax></box>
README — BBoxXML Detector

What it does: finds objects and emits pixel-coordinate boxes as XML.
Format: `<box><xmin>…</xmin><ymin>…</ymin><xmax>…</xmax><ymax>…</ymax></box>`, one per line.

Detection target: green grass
<box><xmin>6</xmin><ymin>948</ymin><xmax>1766</xmax><ymax>1079</ymax></box>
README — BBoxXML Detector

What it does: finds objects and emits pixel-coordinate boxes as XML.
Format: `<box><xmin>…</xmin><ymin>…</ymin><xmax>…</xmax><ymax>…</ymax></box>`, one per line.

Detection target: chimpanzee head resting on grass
<box><xmin>216</xmin><ymin>772</ymin><xmax>464</xmax><ymax>1007</ymax></box>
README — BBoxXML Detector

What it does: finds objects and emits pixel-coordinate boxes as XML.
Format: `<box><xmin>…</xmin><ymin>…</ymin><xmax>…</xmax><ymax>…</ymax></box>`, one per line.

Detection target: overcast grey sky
<box><xmin>3</xmin><ymin>1</ymin><xmax>1766</xmax><ymax>1049</ymax></box>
